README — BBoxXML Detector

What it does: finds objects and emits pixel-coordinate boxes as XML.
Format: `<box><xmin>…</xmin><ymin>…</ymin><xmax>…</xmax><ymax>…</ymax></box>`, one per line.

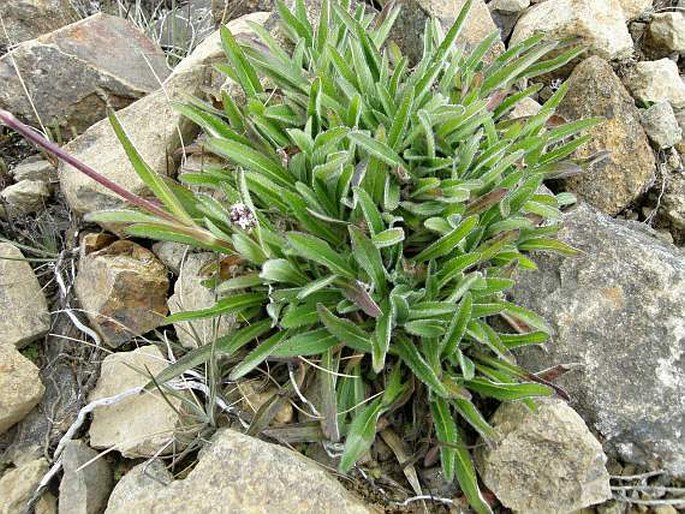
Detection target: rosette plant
<box><xmin>0</xmin><ymin>0</ymin><xmax>599</xmax><ymax>511</ymax></box>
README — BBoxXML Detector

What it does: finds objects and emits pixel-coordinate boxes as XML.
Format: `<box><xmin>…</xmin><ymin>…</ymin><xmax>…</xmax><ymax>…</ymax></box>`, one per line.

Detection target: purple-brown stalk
<box><xmin>0</xmin><ymin>108</ymin><xmax>177</xmax><ymax>223</ymax></box>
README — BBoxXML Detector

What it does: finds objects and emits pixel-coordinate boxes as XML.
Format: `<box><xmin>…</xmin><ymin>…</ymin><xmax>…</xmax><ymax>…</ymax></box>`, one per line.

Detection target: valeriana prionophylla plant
<box><xmin>0</xmin><ymin>0</ymin><xmax>602</xmax><ymax>511</ymax></box>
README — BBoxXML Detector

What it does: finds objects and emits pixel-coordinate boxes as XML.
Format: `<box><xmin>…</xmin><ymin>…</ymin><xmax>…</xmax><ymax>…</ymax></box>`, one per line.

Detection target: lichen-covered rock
<box><xmin>0</xmin><ymin>179</ymin><xmax>50</xmax><ymax>219</ymax></box>
<box><xmin>511</xmin><ymin>203</ymin><xmax>685</xmax><ymax>477</ymax></box>
<box><xmin>510</xmin><ymin>0</ymin><xmax>633</xmax><ymax>62</ymax></box>
<box><xmin>476</xmin><ymin>399</ymin><xmax>611</xmax><ymax>514</ymax></box>
<box><xmin>649</xmin><ymin>12</ymin><xmax>685</xmax><ymax>53</ymax></box>
<box><xmin>167</xmin><ymin>253</ymin><xmax>235</xmax><ymax>348</ymax></box>
<box><xmin>660</xmin><ymin>170</ymin><xmax>685</xmax><ymax>245</ymax></box>
<box><xmin>624</xmin><ymin>59</ymin><xmax>685</xmax><ymax>109</ymax></box>
<box><xmin>10</xmin><ymin>157</ymin><xmax>58</xmax><ymax>183</ymax></box>
<box><xmin>0</xmin><ymin>0</ymin><xmax>75</xmax><ymax>46</ymax></box>
<box><xmin>640</xmin><ymin>101</ymin><xmax>683</xmax><ymax>149</ymax></box>
<box><xmin>104</xmin><ymin>429</ymin><xmax>371</xmax><ymax>514</ymax></box>
<box><xmin>75</xmin><ymin>240</ymin><xmax>169</xmax><ymax>348</ymax></box>
<box><xmin>390</xmin><ymin>0</ymin><xmax>503</xmax><ymax>65</ymax></box>
<box><xmin>557</xmin><ymin>56</ymin><xmax>655</xmax><ymax>215</ymax></box>
<box><xmin>58</xmin><ymin>439</ymin><xmax>113</xmax><ymax>514</ymax></box>
<box><xmin>0</xmin><ymin>243</ymin><xmax>50</xmax><ymax>348</ymax></box>
<box><xmin>0</xmin><ymin>345</ymin><xmax>44</xmax><ymax>435</ymax></box>
<box><xmin>0</xmin><ymin>13</ymin><xmax>169</xmax><ymax>132</ymax></box>
<box><xmin>88</xmin><ymin>346</ymin><xmax>187</xmax><ymax>458</ymax></box>
<box><xmin>0</xmin><ymin>458</ymin><xmax>48</xmax><ymax>514</ymax></box>
<box><xmin>58</xmin><ymin>12</ymin><xmax>269</xmax><ymax>219</ymax></box>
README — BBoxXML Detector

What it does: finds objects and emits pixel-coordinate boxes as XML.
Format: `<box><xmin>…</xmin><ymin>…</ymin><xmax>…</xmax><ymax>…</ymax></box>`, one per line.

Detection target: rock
<box><xmin>390</xmin><ymin>0</ymin><xmax>503</xmax><ymax>66</ymax></box>
<box><xmin>476</xmin><ymin>399</ymin><xmax>611</xmax><ymax>514</ymax></box>
<box><xmin>151</xmin><ymin>241</ymin><xmax>190</xmax><ymax>275</ymax></box>
<box><xmin>0</xmin><ymin>458</ymin><xmax>48</xmax><ymax>514</ymax></box>
<box><xmin>74</xmin><ymin>240</ymin><xmax>169</xmax><ymax>348</ymax></box>
<box><xmin>510</xmin><ymin>0</ymin><xmax>634</xmax><ymax>62</ymax></box>
<box><xmin>238</xmin><ymin>381</ymin><xmax>294</xmax><ymax>424</ymax></box>
<box><xmin>0</xmin><ymin>13</ymin><xmax>169</xmax><ymax>132</ymax></box>
<box><xmin>640</xmin><ymin>101</ymin><xmax>683</xmax><ymax>149</ymax></box>
<box><xmin>58</xmin><ymin>439</ymin><xmax>113</xmax><ymax>514</ymax></box>
<box><xmin>660</xmin><ymin>170</ymin><xmax>685</xmax><ymax>244</ymax></box>
<box><xmin>105</xmin><ymin>429</ymin><xmax>371</xmax><ymax>513</ymax></box>
<box><xmin>649</xmin><ymin>12</ymin><xmax>685</xmax><ymax>53</ymax></box>
<box><xmin>489</xmin><ymin>0</ymin><xmax>529</xmax><ymax>12</ymax></box>
<box><xmin>211</xmin><ymin>0</ymin><xmax>272</xmax><ymax>24</ymax></box>
<box><xmin>557</xmin><ymin>56</ymin><xmax>655</xmax><ymax>215</ymax></box>
<box><xmin>88</xmin><ymin>346</ymin><xmax>186</xmax><ymax>458</ymax></box>
<box><xmin>618</xmin><ymin>0</ymin><xmax>652</xmax><ymax>20</ymax></box>
<box><xmin>35</xmin><ymin>492</ymin><xmax>57</xmax><ymax>514</ymax></box>
<box><xmin>0</xmin><ymin>0</ymin><xmax>75</xmax><ymax>47</ymax></box>
<box><xmin>511</xmin><ymin>202</ymin><xmax>685</xmax><ymax>477</ymax></box>
<box><xmin>0</xmin><ymin>179</ymin><xmax>50</xmax><ymax>219</ymax></box>
<box><xmin>506</xmin><ymin>96</ymin><xmax>542</xmax><ymax>119</ymax></box>
<box><xmin>10</xmin><ymin>157</ymin><xmax>58</xmax><ymax>183</ymax></box>
<box><xmin>58</xmin><ymin>12</ymin><xmax>269</xmax><ymax>219</ymax></box>
<box><xmin>155</xmin><ymin>0</ymin><xmax>214</xmax><ymax>51</ymax></box>
<box><xmin>0</xmin><ymin>345</ymin><xmax>45</xmax><ymax>435</ymax></box>
<box><xmin>624</xmin><ymin>59</ymin><xmax>685</xmax><ymax>109</ymax></box>
<box><xmin>168</xmin><ymin>253</ymin><xmax>235</xmax><ymax>348</ymax></box>
<box><xmin>653</xmin><ymin>506</ymin><xmax>678</xmax><ymax>514</ymax></box>
<box><xmin>0</xmin><ymin>242</ymin><xmax>50</xmax><ymax>348</ymax></box>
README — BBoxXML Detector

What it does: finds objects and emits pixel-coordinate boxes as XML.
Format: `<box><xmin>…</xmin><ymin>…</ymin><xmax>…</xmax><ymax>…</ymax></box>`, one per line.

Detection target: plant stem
<box><xmin>0</xmin><ymin>108</ymin><xmax>178</xmax><ymax>223</ymax></box>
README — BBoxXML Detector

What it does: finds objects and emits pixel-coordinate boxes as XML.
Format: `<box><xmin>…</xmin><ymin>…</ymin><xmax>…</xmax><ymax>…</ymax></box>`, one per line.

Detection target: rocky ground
<box><xmin>0</xmin><ymin>0</ymin><xmax>684</xmax><ymax>513</ymax></box>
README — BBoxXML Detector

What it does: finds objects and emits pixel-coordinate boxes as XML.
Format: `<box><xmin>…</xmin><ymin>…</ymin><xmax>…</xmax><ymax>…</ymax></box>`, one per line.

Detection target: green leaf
<box><xmin>215</xmin><ymin>273</ymin><xmax>263</xmax><ymax>292</ymax></box>
<box><xmin>395</xmin><ymin>335</ymin><xmax>449</xmax><ymax>397</ymax></box>
<box><xmin>349</xmin><ymin>226</ymin><xmax>386</xmax><ymax>294</ymax></box>
<box><xmin>453</xmin><ymin>397</ymin><xmax>495</xmax><ymax>441</ymax></box>
<box><xmin>339</xmin><ymin>397</ymin><xmax>383</xmax><ymax>472</ymax></box>
<box><xmin>348</xmin><ymin>130</ymin><xmax>406</xmax><ymax>169</ymax></box>
<box><xmin>164</xmin><ymin>292</ymin><xmax>265</xmax><ymax>324</ymax></box>
<box><xmin>430</xmin><ymin>397</ymin><xmax>457</xmax><ymax>481</ymax></box>
<box><xmin>441</xmin><ymin>293</ymin><xmax>473</xmax><ymax>356</ymax></box>
<box><xmin>260</xmin><ymin>259</ymin><xmax>308</xmax><ymax>286</ymax></box>
<box><xmin>372</xmin><ymin>300</ymin><xmax>393</xmax><ymax>373</ymax></box>
<box><xmin>206</xmin><ymin>138</ymin><xmax>294</xmax><ymax>189</ymax></box>
<box><xmin>371</xmin><ymin>227</ymin><xmax>405</xmax><ymax>248</ymax></box>
<box><xmin>453</xmin><ymin>432</ymin><xmax>493</xmax><ymax>514</ymax></box>
<box><xmin>271</xmin><ymin>329</ymin><xmax>339</xmax><ymax>357</ymax></box>
<box><xmin>404</xmin><ymin>319</ymin><xmax>445</xmax><ymax>337</ymax></box>
<box><xmin>465</xmin><ymin>378</ymin><xmax>553</xmax><ymax>401</ymax></box>
<box><xmin>412</xmin><ymin>216</ymin><xmax>478</xmax><ymax>262</ymax></box>
<box><xmin>229</xmin><ymin>330</ymin><xmax>289</xmax><ymax>380</ymax></box>
<box><xmin>317</xmin><ymin>304</ymin><xmax>373</xmax><ymax>352</ymax></box>
<box><xmin>353</xmin><ymin>187</ymin><xmax>385</xmax><ymax>235</ymax></box>
<box><xmin>499</xmin><ymin>331</ymin><xmax>549</xmax><ymax>348</ymax></box>
<box><xmin>287</xmin><ymin>232</ymin><xmax>355</xmax><ymax>278</ymax></box>
<box><xmin>500</xmin><ymin>301</ymin><xmax>554</xmax><ymax>334</ymax></box>
<box><xmin>220</xmin><ymin>25</ymin><xmax>263</xmax><ymax>97</ymax></box>
<box><xmin>108</xmin><ymin>111</ymin><xmax>194</xmax><ymax>225</ymax></box>
<box><xmin>145</xmin><ymin>320</ymin><xmax>272</xmax><ymax>390</ymax></box>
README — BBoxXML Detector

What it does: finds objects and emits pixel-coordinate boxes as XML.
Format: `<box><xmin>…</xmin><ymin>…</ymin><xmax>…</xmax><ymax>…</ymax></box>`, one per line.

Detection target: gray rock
<box><xmin>0</xmin><ymin>179</ymin><xmax>50</xmax><ymax>219</ymax></box>
<box><xmin>0</xmin><ymin>345</ymin><xmax>45</xmax><ymax>435</ymax></box>
<box><xmin>58</xmin><ymin>439</ymin><xmax>113</xmax><ymax>514</ymax></box>
<box><xmin>660</xmin><ymin>170</ymin><xmax>685</xmax><ymax>245</ymax></box>
<box><xmin>151</xmin><ymin>241</ymin><xmax>190</xmax><ymax>275</ymax></box>
<box><xmin>0</xmin><ymin>458</ymin><xmax>48</xmax><ymax>514</ymax></box>
<box><xmin>489</xmin><ymin>0</ymin><xmax>529</xmax><ymax>12</ymax></box>
<box><xmin>557</xmin><ymin>56</ymin><xmax>655</xmax><ymax>215</ymax></box>
<box><xmin>640</xmin><ymin>101</ymin><xmax>683</xmax><ymax>149</ymax></box>
<box><xmin>0</xmin><ymin>242</ymin><xmax>50</xmax><ymax>348</ymax></box>
<box><xmin>10</xmin><ymin>157</ymin><xmax>58</xmax><ymax>183</ymax></box>
<box><xmin>155</xmin><ymin>0</ymin><xmax>215</xmax><ymax>51</ymax></box>
<box><xmin>105</xmin><ymin>429</ymin><xmax>371</xmax><ymax>513</ymax></box>
<box><xmin>0</xmin><ymin>13</ymin><xmax>169</xmax><ymax>132</ymax></box>
<box><xmin>168</xmin><ymin>253</ymin><xmax>235</xmax><ymax>348</ymax></box>
<box><xmin>649</xmin><ymin>12</ymin><xmax>685</xmax><ymax>53</ymax></box>
<box><xmin>510</xmin><ymin>0</ymin><xmax>634</xmax><ymax>62</ymax></box>
<box><xmin>75</xmin><ymin>240</ymin><xmax>169</xmax><ymax>348</ymax></box>
<box><xmin>88</xmin><ymin>346</ymin><xmax>187</xmax><ymax>458</ymax></box>
<box><xmin>0</xmin><ymin>0</ymin><xmax>75</xmax><ymax>47</ymax></box>
<box><xmin>58</xmin><ymin>12</ymin><xmax>269</xmax><ymax>220</ymax></box>
<box><xmin>624</xmin><ymin>59</ymin><xmax>685</xmax><ymax>109</ymax></box>
<box><xmin>476</xmin><ymin>399</ymin><xmax>611</xmax><ymax>514</ymax></box>
<box><xmin>511</xmin><ymin>202</ymin><xmax>685</xmax><ymax>477</ymax></box>
<box><xmin>211</xmin><ymin>0</ymin><xmax>272</xmax><ymax>24</ymax></box>
<box><xmin>390</xmin><ymin>0</ymin><xmax>503</xmax><ymax>66</ymax></box>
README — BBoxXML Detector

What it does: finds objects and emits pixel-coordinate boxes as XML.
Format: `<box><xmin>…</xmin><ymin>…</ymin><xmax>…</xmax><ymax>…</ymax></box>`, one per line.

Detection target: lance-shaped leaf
<box><xmin>287</xmin><ymin>232</ymin><xmax>355</xmax><ymax>278</ymax></box>
<box><xmin>229</xmin><ymin>330</ymin><xmax>289</xmax><ymax>380</ymax></box>
<box><xmin>164</xmin><ymin>292</ymin><xmax>265</xmax><ymax>324</ymax></box>
<box><xmin>430</xmin><ymin>397</ymin><xmax>457</xmax><ymax>481</ymax></box>
<box><xmin>317</xmin><ymin>304</ymin><xmax>373</xmax><ymax>352</ymax></box>
<box><xmin>348</xmin><ymin>130</ymin><xmax>406</xmax><ymax>169</ymax></box>
<box><xmin>349</xmin><ymin>225</ymin><xmax>386</xmax><ymax>293</ymax></box>
<box><xmin>413</xmin><ymin>216</ymin><xmax>478</xmax><ymax>262</ymax></box>
<box><xmin>339</xmin><ymin>397</ymin><xmax>384</xmax><ymax>472</ymax></box>
<box><xmin>395</xmin><ymin>335</ymin><xmax>449</xmax><ymax>397</ymax></box>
